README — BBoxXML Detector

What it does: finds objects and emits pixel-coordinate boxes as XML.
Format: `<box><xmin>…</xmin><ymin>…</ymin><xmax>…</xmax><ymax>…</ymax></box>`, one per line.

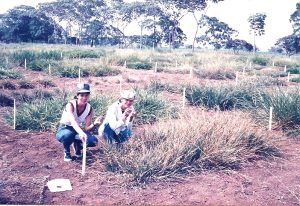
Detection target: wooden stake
<box><xmin>78</xmin><ymin>68</ymin><xmax>81</xmax><ymax>83</ymax></box>
<box><xmin>60</xmin><ymin>52</ymin><xmax>63</xmax><ymax>59</ymax></box>
<box><xmin>154</xmin><ymin>62</ymin><xmax>158</xmax><ymax>72</ymax></box>
<box><xmin>235</xmin><ymin>71</ymin><xmax>238</xmax><ymax>85</ymax></box>
<box><xmin>287</xmin><ymin>72</ymin><xmax>290</xmax><ymax>82</ymax></box>
<box><xmin>272</xmin><ymin>61</ymin><xmax>275</xmax><ymax>67</ymax></box>
<box><xmin>182</xmin><ymin>88</ymin><xmax>186</xmax><ymax>108</ymax></box>
<box><xmin>123</xmin><ymin>61</ymin><xmax>127</xmax><ymax>68</ymax></box>
<box><xmin>24</xmin><ymin>59</ymin><xmax>27</xmax><ymax>69</ymax></box>
<box><xmin>189</xmin><ymin>67</ymin><xmax>193</xmax><ymax>78</ymax></box>
<box><xmin>13</xmin><ymin>99</ymin><xmax>16</xmax><ymax>130</ymax></box>
<box><xmin>269</xmin><ymin>107</ymin><xmax>273</xmax><ymax>131</ymax></box>
<box><xmin>48</xmin><ymin>64</ymin><xmax>51</xmax><ymax>75</ymax></box>
<box><xmin>82</xmin><ymin>141</ymin><xmax>87</xmax><ymax>175</ymax></box>
<box><xmin>284</xmin><ymin>65</ymin><xmax>287</xmax><ymax>72</ymax></box>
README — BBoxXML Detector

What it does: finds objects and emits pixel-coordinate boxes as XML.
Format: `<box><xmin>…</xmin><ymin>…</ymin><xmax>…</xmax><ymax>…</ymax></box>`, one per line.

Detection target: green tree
<box><xmin>248</xmin><ymin>13</ymin><xmax>267</xmax><ymax>53</ymax></box>
<box><xmin>0</xmin><ymin>5</ymin><xmax>61</xmax><ymax>43</ymax></box>
<box><xmin>275</xmin><ymin>35</ymin><xmax>300</xmax><ymax>56</ymax></box>
<box><xmin>197</xmin><ymin>15</ymin><xmax>237</xmax><ymax>49</ymax></box>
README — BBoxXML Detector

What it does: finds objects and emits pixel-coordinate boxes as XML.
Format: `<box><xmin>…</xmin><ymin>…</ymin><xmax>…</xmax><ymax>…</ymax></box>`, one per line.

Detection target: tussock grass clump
<box><xmin>291</xmin><ymin>77</ymin><xmax>300</xmax><ymax>83</ymax></box>
<box><xmin>64</xmin><ymin>49</ymin><xmax>105</xmax><ymax>59</ymax></box>
<box><xmin>185</xmin><ymin>85</ymin><xmax>258</xmax><ymax>110</ymax></box>
<box><xmin>145</xmin><ymin>80</ymin><xmax>181</xmax><ymax>94</ymax></box>
<box><xmin>5</xmin><ymin>94</ymin><xmax>113</xmax><ymax>131</ymax></box>
<box><xmin>287</xmin><ymin>67</ymin><xmax>300</xmax><ymax>74</ymax></box>
<box><xmin>195</xmin><ymin>68</ymin><xmax>236</xmax><ymax>80</ymax></box>
<box><xmin>0</xmin><ymin>93</ymin><xmax>14</xmax><ymax>107</ymax></box>
<box><xmin>134</xmin><ymin>90</ymin><xmax>179</xmax><ymax>124</ymax></box>
<box><xmin>126</xmin><ymin>61</ymin><xmax>152</xmax><ymax>70</ymax></box>
<box><xmin>0</xmin><ymin>81</ymin><xmax>17</xmax><ymax>90</ymax></box>
<box><xmin>18</xmin><ymin>80</ymin><xmax>35</xmax><ymax>89</ymax></box>
<box><xmin>253</xmin><ymin>88</ymin><xmax>300</xmax><ymax>129</ymax></box>
<box><xmin>11</xmin><ymin>50</ymin><xmax>36</xmax><ymax>65</ymax></box>
<box><xmin>93</xmin><ymin>66</ymin><xmax>121</xmax><ymax>77</ymax></box>
<box><xmin>37</xmin><ymin>79</ymin><xmax>56</xmax><ymax>88</ymax></box>
<box><xmin>251</xmin><ymin>56</ymin><xmax>270</xmax><ymax>66</ymax></box>
<box><xmin>12</xmin><ymin>90</ymin><xmax>56</xmax><ymax>103</ymax></box>
<box><xmin>0</xmin><ymin>69</ymin><xmax>23</xmax><ymax>79</ymax></box>
<box><xmin>102</xmin><ymin>111</ymin><xmax>279</xmax><ymax>183</ymax></box>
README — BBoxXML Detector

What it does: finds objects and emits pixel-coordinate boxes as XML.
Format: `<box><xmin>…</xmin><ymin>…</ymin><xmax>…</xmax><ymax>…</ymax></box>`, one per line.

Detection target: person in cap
<box><xmin>98</xmin><ymin>90</ymin><xmax>137</xmax><ymax>144</ymax></box>
<box><xmin>55</xmin><ymin>83</ymin><xmax>104</xmax><ymax>161</ymax></box>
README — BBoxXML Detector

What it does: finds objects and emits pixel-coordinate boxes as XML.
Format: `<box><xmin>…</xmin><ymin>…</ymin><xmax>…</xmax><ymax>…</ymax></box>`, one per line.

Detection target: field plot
<box><xmin>0</xmin><ymin>44</ymin><xmax>300</xmax><ymax>205</ymax></box>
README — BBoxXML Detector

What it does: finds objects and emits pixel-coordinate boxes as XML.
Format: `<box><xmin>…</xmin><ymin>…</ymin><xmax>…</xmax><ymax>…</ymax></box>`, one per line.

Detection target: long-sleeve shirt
<box><xmin>99</xmin><ymin>101</ymin><xmax>135</xmax><ymax>135</ymax></box>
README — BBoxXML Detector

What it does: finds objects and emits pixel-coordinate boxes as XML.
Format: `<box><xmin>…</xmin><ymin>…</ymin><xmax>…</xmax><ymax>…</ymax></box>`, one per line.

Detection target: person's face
<box><xmin>121</xmin><ymin>98</ymin><xmax>134</xmax><ymax>109</ymax></box>
<box><xmin>77</xmin><ymin>93</ymin><xmax>90</xmax><ymax>105</ymax></box>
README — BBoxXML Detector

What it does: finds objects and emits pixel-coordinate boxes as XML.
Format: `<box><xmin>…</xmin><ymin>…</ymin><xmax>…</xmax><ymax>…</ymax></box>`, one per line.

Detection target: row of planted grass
<box><xmin>101</xmin><ymin>110</ymin><xmax>279</xmax><ymax>183</ymax></box>
<box><xmin>4</xmin><ymin>89</ymin><xmax>179</xmax><ymax>131</ymax></box>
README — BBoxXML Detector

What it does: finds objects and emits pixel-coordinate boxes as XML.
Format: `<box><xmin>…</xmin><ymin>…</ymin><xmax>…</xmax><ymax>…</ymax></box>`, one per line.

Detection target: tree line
<box><xmin>0</xmin><ymin>0</ymin><xmax>299</xmax><ymax>55</ymax></box>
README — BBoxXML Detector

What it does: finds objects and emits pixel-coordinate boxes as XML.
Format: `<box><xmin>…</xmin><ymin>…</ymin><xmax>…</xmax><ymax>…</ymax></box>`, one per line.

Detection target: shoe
<box><xmin>64</xmin><ymin>152</ymin><xmax>72</xmax><ymax>162</ymax></box>
<box><xmin>73</xmin><ymin>142</ymin><xmax>83</xmax><ymax>158</ymax></box>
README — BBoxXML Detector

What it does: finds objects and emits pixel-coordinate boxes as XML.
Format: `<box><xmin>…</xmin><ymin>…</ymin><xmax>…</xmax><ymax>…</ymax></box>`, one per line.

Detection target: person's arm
<box><xmin>66</xmin><ymin>103</ymin><xmax>87</xmax><ymax>141</ymax></box>
<box><xmin>85</xmin><ymin>109</ymin><xmax>104</xmax><ymax>131</ymax></box>
<box><xmin>105</xmin><ymin>104</ymin><xmax>128</xmax><ymax>133</ymax></box>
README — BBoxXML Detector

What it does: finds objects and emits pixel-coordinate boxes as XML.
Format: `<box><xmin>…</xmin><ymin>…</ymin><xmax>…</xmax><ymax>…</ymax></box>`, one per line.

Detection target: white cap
<box><xmin>121</xmin><ymin>90</ymin><xmax>136</xmax><ymax>100</ymax></box>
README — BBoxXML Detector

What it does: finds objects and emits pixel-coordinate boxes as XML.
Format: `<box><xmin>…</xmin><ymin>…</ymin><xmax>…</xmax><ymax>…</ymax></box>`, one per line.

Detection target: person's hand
<box><xmin>122</xmin><ymin>108</ymin><xmax>132</xmax><ymax>121</ymax></box>
<box><xmin>94</xmin><ymin>116</ymin><xmax>104</xmax><ymax>125</ymax></box>
<box><xmin>79</xmin><ymin>131</ymin><xmax>87</xmax><ymax>142</ymax></box>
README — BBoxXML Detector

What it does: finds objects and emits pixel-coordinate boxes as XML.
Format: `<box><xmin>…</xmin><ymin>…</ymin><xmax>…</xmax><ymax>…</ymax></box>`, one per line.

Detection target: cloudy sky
<box><xmin>0</xmin><ymin>0</ymin><xmax>298</xmax><ymax>51</ymax></box>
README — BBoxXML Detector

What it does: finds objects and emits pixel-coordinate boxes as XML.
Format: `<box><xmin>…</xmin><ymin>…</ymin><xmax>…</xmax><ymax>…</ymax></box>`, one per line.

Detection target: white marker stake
<box><xmin>149</xmin><ymin>57</ymin><xmax>152</xmax><ymax>63</ymax></box>
<box><xmin>272</xmin><ymin>61</ymin><xmax>275</xmax><ymax>67</ymax></box>
<box><xmin>287</xmin><ymin>72</ymin><xmax>290</xmax><ymax>82</ymax></box>
<box><xmin>242</xmin><ymin>66</ymin><xmax>246</xmax><ymax>77</ymax></box>
<box><xmin>269</xmin><ymin>107</ymin><xmax>273</xmax><ymax>131</ymax></box>
<box><xmin>48</xmin><ymin>64</ymin><xmax>51</xmax><ymax>75</ymax></box>
<box><xmin>78</xmin><ymin>68</ymin><xmax>81</xmax><ymax>83</ymax></box>
<box><xmin>249</xmin><ymin>62</ymin><xmax>252</xmax><ymax>70</ymax></box>
<box><xmin>189</xmin><ymin>67</ymin><xmax>193</xmax><ymax>78</ymax></box>
<box><xmin>235</xmin><ymin>71</ymin><xmax>238</xmax><ymax>85</ymax></box>
<box><xmin>155</xmin><ymin>62</ymin><xmax>158</xmax><ymax>72</ymax></box>
<box><xmin>13</xmin><ymin>99</ymin><xmax>16</xmax><ymax>130</ymax></box>
<box><xmin>182</xmin><ymin>88</ymin><xmax>186</xmax><ymax>108</ymax></box>
<box><xmin>123</xmin><ymin>61</ymin><xmax>127</xmax><ymax>68</ymax></box>
<box><xmin>24</xmin><ymin>59</ymin><xmax>27</xmax><ymax>69</ymax></box>
<box><xmin>82</xmin><ymin>141</ymin><xmax>87</xmax><ymax>175</ymax></box>
<box><xmin>176</xmin><ymin>60</ymin><xmax>178</xmax><ymax>69</ymax></box>
<box><xmin>60</xmin><ymin>52</ymin><xmax>63</xmax><ymax>59</ymax></box>
<box><xmin>284</xmin><ymin>65</ymin><xmax>287</xmax><ymax>72</ymax></box>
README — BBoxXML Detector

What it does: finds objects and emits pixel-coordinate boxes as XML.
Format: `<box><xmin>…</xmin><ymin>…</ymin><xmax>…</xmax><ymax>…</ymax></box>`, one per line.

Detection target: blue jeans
<box><xmin>102</xmin><ymin>123</ymin><xmax>132</xmax><ymax>144</ymax></box>
<box><xmin>56</xmin><ymin>124</ymin><xmax>98</xmax><ymax>154</ymax></box>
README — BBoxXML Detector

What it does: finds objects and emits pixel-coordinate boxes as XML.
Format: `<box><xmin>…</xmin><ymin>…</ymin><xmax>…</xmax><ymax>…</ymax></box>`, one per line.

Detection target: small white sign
<box><xmin>47</xmin><ymin>179</ymin><xmax>72</xmax><ymax>192</ymax></box>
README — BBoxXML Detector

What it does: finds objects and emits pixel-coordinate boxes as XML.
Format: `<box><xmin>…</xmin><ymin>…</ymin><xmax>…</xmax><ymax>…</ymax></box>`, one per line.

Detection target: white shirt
<box><xmin>99</xmin><ymin>101</ymin><xmax>135</xmax><ymax>135</ymax></box>
<box><xmin>60</xmin><ymin>99</ymin><xmax>91</xmax><ymax>126</ymax></box>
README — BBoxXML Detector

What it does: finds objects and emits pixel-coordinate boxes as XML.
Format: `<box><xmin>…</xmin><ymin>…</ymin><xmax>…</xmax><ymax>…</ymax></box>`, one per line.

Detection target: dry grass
<box><xmin>101</xmin><ymin>109</ymin><xmax>279</xmax><ymax>183</ymax></box>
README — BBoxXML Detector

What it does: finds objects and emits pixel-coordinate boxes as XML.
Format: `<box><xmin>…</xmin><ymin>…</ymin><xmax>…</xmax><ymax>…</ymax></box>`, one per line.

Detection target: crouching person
<box><xmin>98</xmin><ymin>90</ymin><xmax>137</xmax><ymax>145</ymax></box>
<box><xmin>56</xmin><ymin>83</ymin><xmax>103</xmax><ymax>162</ymax></box>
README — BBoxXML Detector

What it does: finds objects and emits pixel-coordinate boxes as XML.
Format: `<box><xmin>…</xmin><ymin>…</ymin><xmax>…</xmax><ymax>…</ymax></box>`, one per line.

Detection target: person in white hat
<box><xmin>55</xmin><ymin>83</ymin><xmax>104</xmax><ymax>161</ymax></box>
<box><xmin>98</xmin><ymin>90</ymin><xmax>137</xmax><ymax>144</ymax></box>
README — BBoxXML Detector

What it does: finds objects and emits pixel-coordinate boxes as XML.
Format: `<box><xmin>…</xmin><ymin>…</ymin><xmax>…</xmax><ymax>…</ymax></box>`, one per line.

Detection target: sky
<box><xmin>0</xmin><ymin>0</ymin><xmax>298</xmax><ymax>51</ymax></box>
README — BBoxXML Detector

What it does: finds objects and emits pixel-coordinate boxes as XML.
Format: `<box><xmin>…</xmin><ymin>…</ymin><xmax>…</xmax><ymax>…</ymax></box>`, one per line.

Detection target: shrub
<box><xmin>101</xmin><ymin>111</ymin><xmax>279</xmax><ymax>183</ymax></box>
<box><xmin>251</xmin><ymin>56</ymin><xmax>269</xmax><ymax>66</ymax></box>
